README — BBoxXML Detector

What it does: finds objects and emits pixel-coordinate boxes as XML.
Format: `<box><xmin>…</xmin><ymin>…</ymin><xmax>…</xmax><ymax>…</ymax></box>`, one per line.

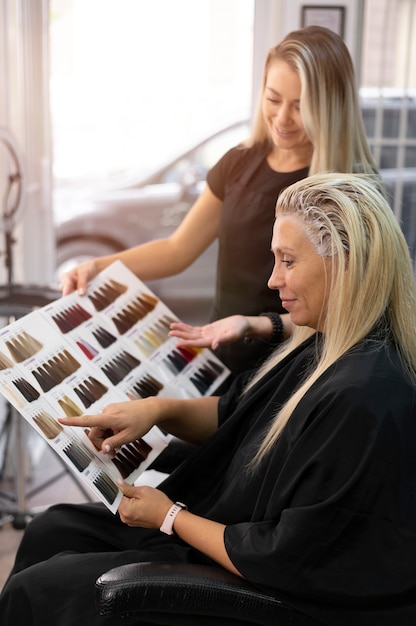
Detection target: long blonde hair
<box><xmin>248</xmin><ymin>173</ymin><xmax>416</xmax><ymax>464</ymax></box>
<box><xmin>247</xmin><ymin>26</ymin><xmax>377</xmax><ymax>175</ymax></box>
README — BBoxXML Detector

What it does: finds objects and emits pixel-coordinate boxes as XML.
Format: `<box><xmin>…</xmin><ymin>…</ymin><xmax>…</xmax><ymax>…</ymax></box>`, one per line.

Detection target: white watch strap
<box><xmin>160</xmin><ymin>502</ymin><xmax>187</xmax><ymax>535</ymax></box>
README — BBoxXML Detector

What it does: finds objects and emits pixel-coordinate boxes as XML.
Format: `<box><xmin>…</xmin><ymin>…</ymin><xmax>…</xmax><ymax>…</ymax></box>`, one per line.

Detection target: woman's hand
<box><xmin>58</xmin><ymin>399</ymin><xmax>157</xmax><ymax>454</ymax></box>
<box><xmin>59</xmin><ymin>395</ymin><xmax>218</xmax><ymax>450</ymax></box>
<box><xmin>60</xmin><ymin>259</ymin><xmax>101</xmax><ymax>296</ymax></box>
<box><xmin>169</xmin><ymin>313</ymin><xmax>292</xmax><ymax>349</ymax></box>
<box><xmin>117</xmin><ymin>483</ymin><xmax>173</xmax><ymax>528</ymax></box>
<box><xmin>169</xmin><ymin>315</ymin><xmax>252</xmax><ymax>350</ymax></box>
<box><xmin>117</xmin><ymin>482</ymin><xmax>242</xmax><ymax>578</ymax></box>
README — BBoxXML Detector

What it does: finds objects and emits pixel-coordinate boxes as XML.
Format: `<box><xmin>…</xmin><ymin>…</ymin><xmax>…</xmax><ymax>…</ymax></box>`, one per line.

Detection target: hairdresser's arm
<box><xmin>170</xmin><ymin>313</ymin><xmax>293</xmax><ymax>350</ymax></box>
<box><xmin>60</xmin><ymin>184</ymin><xmax>223</xmax><ymax>295</ymax></box>
<box><xmin>59</xmin><ymin>395</ymin><xmax>220</xmax><ymax>454</ymax></box>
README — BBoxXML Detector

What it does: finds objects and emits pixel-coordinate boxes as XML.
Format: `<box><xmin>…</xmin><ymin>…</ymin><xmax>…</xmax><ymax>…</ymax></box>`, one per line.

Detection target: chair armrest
<box><xmin>95</xmin><ymin>562</ymin><xmax>322</xmax><ymax>625</ymax></box>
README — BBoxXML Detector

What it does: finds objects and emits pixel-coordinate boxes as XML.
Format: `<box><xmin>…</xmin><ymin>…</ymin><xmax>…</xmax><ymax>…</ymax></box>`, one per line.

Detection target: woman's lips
<box><xmin>274</xmin><ymin>127</ymin><xmax>295</xmax><ymax>138</ymax></box>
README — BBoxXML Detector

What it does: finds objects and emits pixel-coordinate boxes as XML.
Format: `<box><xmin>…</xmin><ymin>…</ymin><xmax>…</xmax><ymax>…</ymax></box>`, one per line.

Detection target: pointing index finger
<box><xmin>58</xmin><ymin>413</ymin><xmax>105</xmax><ymax>428</ymax></box>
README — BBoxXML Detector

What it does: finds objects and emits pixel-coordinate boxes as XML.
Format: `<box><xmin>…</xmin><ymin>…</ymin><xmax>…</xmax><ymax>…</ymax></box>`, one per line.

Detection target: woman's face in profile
<box><xmin>268</xmin><ymin>214</ymin><xmax>332</xmax><ymax>331</ymax></box>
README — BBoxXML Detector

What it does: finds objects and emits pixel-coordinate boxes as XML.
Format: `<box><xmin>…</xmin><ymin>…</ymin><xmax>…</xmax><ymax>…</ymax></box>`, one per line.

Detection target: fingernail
<box><xmin>104</xmin><ymin>444</ymin><xmax>111</xmax><ymax>453</ymax></box>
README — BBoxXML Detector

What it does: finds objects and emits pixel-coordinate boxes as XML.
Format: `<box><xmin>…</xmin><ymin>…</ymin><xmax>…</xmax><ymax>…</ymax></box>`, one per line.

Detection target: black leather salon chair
<box><xmin>95</xmin><ymin>562</ymin><xmax>324</xmax><ymax>625</ymax></box>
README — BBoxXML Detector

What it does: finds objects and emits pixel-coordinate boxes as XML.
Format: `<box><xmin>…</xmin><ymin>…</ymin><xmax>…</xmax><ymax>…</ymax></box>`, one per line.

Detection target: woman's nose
<box><xmin>268</xmin><ymin>264</ymin><xmax>283</xmax><ymax>290</ymax></box>
<box><xmin>275</xmin><ymin>103</ymin><xmax>291</xmax><ymax>125</ymax></box>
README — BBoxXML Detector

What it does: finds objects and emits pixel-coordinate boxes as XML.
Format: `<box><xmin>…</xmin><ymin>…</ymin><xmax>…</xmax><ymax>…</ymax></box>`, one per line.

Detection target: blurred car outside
<box><xmin>54</xmin><ymin>93</ymin><xmax>416</xmax><ymax>324</ymax></box>
<box><xmin>54</xmin><ymin>120</ymin><xmax>250</xmax><ymax>323</ymax></box>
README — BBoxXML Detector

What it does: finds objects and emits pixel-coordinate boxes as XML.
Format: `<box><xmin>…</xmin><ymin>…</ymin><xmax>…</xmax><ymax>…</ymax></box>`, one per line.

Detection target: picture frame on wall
<box><xmin>301</xmin><ymin>5</ymin><xmax>345</xmax><ymax>38</ymax></box>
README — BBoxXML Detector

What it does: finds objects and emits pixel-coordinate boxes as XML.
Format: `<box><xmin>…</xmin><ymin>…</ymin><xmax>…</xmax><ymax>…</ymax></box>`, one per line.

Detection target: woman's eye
<box><xmin>281</xmin><ymin>259</ymin><xmax>293</xmax><ymax>267</ymax></box>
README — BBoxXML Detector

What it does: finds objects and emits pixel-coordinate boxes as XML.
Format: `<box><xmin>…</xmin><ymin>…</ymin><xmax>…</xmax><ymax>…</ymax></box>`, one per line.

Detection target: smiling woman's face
<box><xmin>262</xmin><ymin>58</ymin><xmax>311</xmax><ymax>154</ymax></box>
<box><xmin>268</xmin><ymin>215</ymin><xmax>333</xmax><ymax>331</ymax></box>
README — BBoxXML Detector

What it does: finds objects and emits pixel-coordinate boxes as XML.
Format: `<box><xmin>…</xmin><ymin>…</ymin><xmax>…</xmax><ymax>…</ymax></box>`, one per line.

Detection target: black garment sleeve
<box><xmin>206</xmin><ymin>145</ymin><xmax>259</xmax><ymax>201</ymax></box>
<box><xmin>217</xmin><ymin>369</ymin><xmax>255</xmax><ymax>427</ymax></box>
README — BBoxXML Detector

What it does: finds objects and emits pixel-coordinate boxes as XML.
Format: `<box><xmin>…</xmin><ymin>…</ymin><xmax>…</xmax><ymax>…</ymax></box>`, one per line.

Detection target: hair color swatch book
<box><xmin>0</xmin><ymin>260</ymin><xmax>230</xmax><ymax>512</ymax></box>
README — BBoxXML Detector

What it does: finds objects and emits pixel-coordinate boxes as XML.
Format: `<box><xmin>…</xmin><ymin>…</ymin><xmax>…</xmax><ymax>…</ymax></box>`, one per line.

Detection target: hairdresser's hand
<box><xmin>60</xmin><ymin>259</ymin><xmax>100</xmax><ymax>296</ymax></box>
<box><xmin>117</xmin><ymin>483</ymin><xmax>174</xmax><ymax>528</ymax></box>
<box><xmin>58</xmin><ymin>399</ymin><xmax>157</xmax><ymax>455</ymax></box>
<box><xmin>169</xmin><ymin>315</ymin><xmax>252</xmax><ymax>350</ymax></box>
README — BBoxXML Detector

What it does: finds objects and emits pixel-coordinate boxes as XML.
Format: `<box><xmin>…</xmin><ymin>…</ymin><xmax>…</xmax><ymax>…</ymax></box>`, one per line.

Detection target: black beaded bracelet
<box><xmin>259</xmin><ymin>312</ymin><xmax>284</xmax><ymax>345</ymax></box>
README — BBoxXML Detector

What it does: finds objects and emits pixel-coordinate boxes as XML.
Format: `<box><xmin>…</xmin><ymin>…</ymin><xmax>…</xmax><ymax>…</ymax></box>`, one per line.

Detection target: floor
<box><xmin>0</xmin><ymin>417</ymin><xmax>99</xmax><ymax>591</ymax></box>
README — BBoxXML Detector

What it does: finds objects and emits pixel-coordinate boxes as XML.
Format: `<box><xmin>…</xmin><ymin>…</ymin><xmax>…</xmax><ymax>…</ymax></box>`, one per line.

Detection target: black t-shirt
<box><xmin>206</xmin><ymin>143</ymin><xmax>309</xmax><ymax>374</ymax></box>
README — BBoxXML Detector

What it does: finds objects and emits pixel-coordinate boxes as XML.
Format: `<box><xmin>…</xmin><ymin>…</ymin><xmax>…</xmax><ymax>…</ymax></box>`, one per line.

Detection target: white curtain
<box><xmin>0</xmin><ymin>0</ymin><xmax>55</xmax><ymax>286</ymax></box>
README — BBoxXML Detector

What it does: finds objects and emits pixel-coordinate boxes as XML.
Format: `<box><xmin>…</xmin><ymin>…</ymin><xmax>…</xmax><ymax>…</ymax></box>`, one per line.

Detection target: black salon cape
<box><xmin>160</xmin><ymin>334</ymin><xmax>416</xmax><ymax>626</ymax></box>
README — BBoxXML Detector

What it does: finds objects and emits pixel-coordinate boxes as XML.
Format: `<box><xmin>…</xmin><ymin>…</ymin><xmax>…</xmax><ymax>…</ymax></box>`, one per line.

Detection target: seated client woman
<box><xmin>1</xmin><ymin>172</ymin><xmax>415</xmax><ymax>626</ymax></box>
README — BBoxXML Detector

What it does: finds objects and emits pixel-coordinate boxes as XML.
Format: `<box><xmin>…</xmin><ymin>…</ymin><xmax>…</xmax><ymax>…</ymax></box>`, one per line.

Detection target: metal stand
<box><xmin>0</xmin><ymin>129</ymin><xmax>93</xmax><ymax>529</ymax></box>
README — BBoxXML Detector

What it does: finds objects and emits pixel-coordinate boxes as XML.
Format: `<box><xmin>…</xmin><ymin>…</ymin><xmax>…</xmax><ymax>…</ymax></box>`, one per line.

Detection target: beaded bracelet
<box><xmin>259</xmin><ymin>312</ymin><xmax>284</xmax><ymax>345</ymax></box>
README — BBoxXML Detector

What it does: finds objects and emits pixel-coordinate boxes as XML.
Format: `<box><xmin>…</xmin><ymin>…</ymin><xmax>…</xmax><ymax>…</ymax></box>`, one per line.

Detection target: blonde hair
<box><xmin>248</xmin><ymin>173</ymin><xmax>416</xmax><ymax>464</ymax></box>
<box><xmin>246</xmin><ymin>26</ymin><xmax>377</xmax><ymax>175</ymax></box>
